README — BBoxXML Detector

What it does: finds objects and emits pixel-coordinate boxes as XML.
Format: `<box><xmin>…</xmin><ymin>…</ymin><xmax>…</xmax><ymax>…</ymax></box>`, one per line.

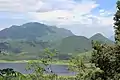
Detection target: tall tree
<box><xmin>114</xmin><ymin>1</ymin><xmax>120</xmax><ymax>45</ymax></box>
<box><xmin>91</xmin><ymin>1</ymin><xmax>120</xmax><ymax>80</ymax></box>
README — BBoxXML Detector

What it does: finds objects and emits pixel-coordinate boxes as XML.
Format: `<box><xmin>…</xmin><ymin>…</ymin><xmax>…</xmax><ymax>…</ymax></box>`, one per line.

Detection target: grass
<box><xmin>0</xmin><ymin>60</ymin><xmax>70</xmax><ymax>65</ymax></box>
<box><xmin>24</xmin><ymin>73</ymin><xmax>76</xmax><ymax>78</ymax></box>
<box><xmin>0</xmin><ymin>59</ymin><xmax>92</xmax><ymax>68</ymax></box>
<box><xmin>0</xmin><ymin>60</ymin><xmax>29</xmax><ymax>63</ymax></box>
<box><xmin>0</xmin><ymin>51</ymin><xmax>92</xmax><ymax>65</ymax></box>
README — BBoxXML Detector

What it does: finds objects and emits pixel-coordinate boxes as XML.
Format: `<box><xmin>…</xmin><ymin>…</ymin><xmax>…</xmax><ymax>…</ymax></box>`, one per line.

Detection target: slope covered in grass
<box><xmin>57</xmin><ymin>36</ymin><xmax>92</xmax><ymax>53</ymax></box>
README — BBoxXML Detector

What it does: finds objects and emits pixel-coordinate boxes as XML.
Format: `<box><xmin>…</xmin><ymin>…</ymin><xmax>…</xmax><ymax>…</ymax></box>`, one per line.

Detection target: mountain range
<box><xmin>0</xmin><ymin>22</ymin><xmax>114</xmax><ymax>55</ymax></box>
<box><xmin>57</xmin><ymin>33</ymin><xmax>114</xmax><ymax>54</ymax></box>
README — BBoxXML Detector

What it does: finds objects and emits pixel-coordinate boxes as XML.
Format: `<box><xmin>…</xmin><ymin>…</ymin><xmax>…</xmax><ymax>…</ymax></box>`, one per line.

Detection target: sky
<box><xmin>0</xmin><ymin>0</ymin><xmax>117</xmax><ymax>38</ymax></box>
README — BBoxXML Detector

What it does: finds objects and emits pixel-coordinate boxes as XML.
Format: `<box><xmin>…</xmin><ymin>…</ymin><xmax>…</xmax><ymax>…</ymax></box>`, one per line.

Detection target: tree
<box><xmin>90</xmin><ymin>1</ymin><xmax>120</xmax><ymax>80</ymax></box>
<box><xmin>0</xmin><ymin>68</ymin><xmax>26</xmax><ymax>80</ymax></box>
<box><xmin>69</xmin><ymin>56</ymin><xmax>103</xmax><ymax>80</ymax></box>
<box><xmin>26</xmin><ymin>48</ymin><xmax>58</xmax><ymax>80</ymax></box>
<box><xmin>114</xmin><ymin>1</ymin><xmax>120</xmax><ymax>45</ymax></box>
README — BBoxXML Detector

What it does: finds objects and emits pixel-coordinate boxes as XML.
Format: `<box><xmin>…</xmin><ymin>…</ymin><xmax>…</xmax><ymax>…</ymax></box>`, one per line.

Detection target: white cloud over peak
<box><xmin>0</xmin><ymin>0</ymin><xmax>115</xmax><ymax>37</ymax></box>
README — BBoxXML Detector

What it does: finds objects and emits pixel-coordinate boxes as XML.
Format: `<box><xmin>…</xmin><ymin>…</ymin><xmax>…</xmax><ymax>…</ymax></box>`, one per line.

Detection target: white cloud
<box><xmin>99</xmin><ymin>9</ymin><xmax>113</xmax><ymax>17</ymax></box>
<box><xmin>29</xmin><ymin>1</ymin><xmax>113</xmax><ymax>27</ymax></box>
<box><xmin>0</xmin><ymin>0</ymin><xmax>99</xmax><ymax>12</ymax></box>
<box><xmin>28</xmin><ymin>0</ymin><xmax>114</xmax><ymax>37</ymax></box>
<box><xmin>64</xmin><ymin>24</ymin><xmax>114</xmax><ymax>38</ymax></box>
<box><xmin>0</xmin><ymin>0</ymin><xmax>43</xmax><ymax>12</ymax></box>
<box><xmin>29</xmin><ymin>0</ymin><xmax>99</xmax><ymax>25</ymax></box>
<box><xmin>99</xmin><ymin>9</ymin><xmax>105</xmax><ymax>13</ymax></box>
<box><xmin>0</xmin><ymin>0</ymin><xmax>114</xmax><ymax>37</ymax></box>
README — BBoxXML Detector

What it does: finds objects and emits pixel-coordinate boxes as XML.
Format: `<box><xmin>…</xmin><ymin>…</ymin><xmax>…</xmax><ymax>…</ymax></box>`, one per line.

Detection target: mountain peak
<box><xmin>0</xmin><ymin>22</ymin><xmax>74</xmax><ymax>40</ymax></box>
<box><xmin>91</xmin><ymin>33</ymin><xmax>105</xmax><ymax>37</ymax></box>
<box><xmin>21</xmin><ymin>22</ymin><xmax>48</xmax><ymax>28</ymax></box>
<box><xmin>22</xmin><ymin>22</ymin><xmax>44</xmax><ymax>25</ymax></box>
<box><xmin>90</xmin><ymin>33</ymin><xmax>113</xmax><ymax>44</ymax></box>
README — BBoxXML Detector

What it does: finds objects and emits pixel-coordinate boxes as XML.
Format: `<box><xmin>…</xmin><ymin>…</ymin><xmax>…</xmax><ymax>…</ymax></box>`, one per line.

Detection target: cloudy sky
<box><xmin>0</xmin><ymin>0</ymin><xmax>117</xmax><ymax>38</ymax></box>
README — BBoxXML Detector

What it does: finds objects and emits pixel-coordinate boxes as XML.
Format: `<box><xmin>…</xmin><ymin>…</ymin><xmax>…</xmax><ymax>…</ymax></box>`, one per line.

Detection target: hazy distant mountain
<box><xmin>0</xmin><ymin>22</ymin><xmax>74</xmax><ymax>41</ymax></box>
<box><xmin>89</xmin><ymin>33</ymin><xmax>114</xmax><ymax>44</ymax></box>
<box><xmin>57</xmin><ymin>33</ymin><xmax>114</xmax><ymax>54</ymax></box>
<box><xmin>109</xmin><ymin>35</ymin><xmax>115</xmax><ymax>41</ymax></box>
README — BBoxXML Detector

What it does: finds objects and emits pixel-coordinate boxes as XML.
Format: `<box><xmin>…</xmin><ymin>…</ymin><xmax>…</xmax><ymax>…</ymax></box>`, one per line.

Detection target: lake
<box><xmin>0</xmin><ymin>63</ymin><xmax>76</xmax><ymax>76</ymax></box>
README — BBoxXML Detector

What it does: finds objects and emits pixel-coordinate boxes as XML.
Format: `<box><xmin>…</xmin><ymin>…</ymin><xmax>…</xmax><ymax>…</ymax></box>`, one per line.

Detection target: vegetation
<box><xmin>89</xmin><ymin>1</ymin><xmax>120</xmax><ymax>79</ymax></box>
<box><xmin>0</xmin><ymin>34</ymin><xmax>113</xmax><ymax>52</ymax></box>
<box><xmin>0</xmin><ymin>1</ymin><xmax>119</xmax><ymax>80</ymax></box>
<box><xmin>0</xmin><ymin>32</ymin><xmax>113</xmax><ymax>60</ymax></box>
<box><xmin>58</xmin><ymin>36</ymin><xmax>92</xmax><ymax>53</ymax></box>
<box><xmin>90</xmin><ymin>33</ymin><xmax>114</xmax><ymax>44</ymax></box>
<box><xmin>0</xmin><ymin>22</ymin><xmax>113</xmax><ymax>57</ymax></box>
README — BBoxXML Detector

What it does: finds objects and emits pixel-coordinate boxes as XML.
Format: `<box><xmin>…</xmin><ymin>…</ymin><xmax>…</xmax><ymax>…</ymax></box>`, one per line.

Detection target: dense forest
<box><xmin>0</xmin><ymin>1</ymin><xmax>120</xmax><ymax>80</ymax></box>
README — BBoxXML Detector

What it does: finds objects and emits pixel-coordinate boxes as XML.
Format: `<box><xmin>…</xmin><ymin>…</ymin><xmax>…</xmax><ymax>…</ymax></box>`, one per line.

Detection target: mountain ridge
<box><xmin>0</xmin><ymin>22</ymin><xmax>74</xmax><ymax>41</ymax></box>
<box><xmin>0</xmin><ymin>22</ymin><xmax>114</xmax><ymax>55</ymax></box>
<box><xmin>56</xmin><ymin>33</ymin><xmax>114</xmax><ymax>53</ymax></box>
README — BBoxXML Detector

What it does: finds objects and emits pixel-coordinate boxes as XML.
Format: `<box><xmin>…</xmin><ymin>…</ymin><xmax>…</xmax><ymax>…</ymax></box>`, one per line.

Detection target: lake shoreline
<box><xmin>0</xmin><ymin>60</ymin><xmax>70</xmax><ymax>65</ymax></box>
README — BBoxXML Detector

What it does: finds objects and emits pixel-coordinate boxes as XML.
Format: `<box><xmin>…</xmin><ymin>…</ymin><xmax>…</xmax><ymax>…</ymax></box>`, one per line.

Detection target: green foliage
<box><xmin>0</xmin><ymin>68</ymin><xmax>26</xmax><ymax>80</ymax></box>
<box><xmin>0</xmin><ymin>47</ymin><xmax>110</xmax><ymax>80</ymax></box>
<box><xmin>90</xmin><ymin>3</ymin><xmax>120</xmax><ymax>78</ymax></box>
<box><xmin>25</xmin><ymin>48</ymin><xmax>59</xmax><ymax>80</ymax></box>
<box><xmin>0</xmin><ymin>1</ymin><xmax>119</xmax><ymax>80</ymax></box>
<box><xmin>89</xmin><ymin>1</ymin><xmax>120</xmax><ymax>79</ymax></box>
<box><xmin>69</xmin><ymin>56</ymin><xmax>103</xmax><ymax>80</ymax></box>
<box><xmin>91</xmin><ymin>41</ymin><xmax>115</xmax><ymax>79</ymax></box>
<box><xmin>114</xmin><ymin>1</ymin><xmax>120</xmax><ymax>45</ymax></box>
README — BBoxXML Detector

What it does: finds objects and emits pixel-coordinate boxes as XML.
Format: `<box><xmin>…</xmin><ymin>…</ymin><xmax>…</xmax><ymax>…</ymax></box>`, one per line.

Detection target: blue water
<box><xmin>0</xmin><ymin>63</ymin><xmax>76</xmax><ymax>76</ymax></box>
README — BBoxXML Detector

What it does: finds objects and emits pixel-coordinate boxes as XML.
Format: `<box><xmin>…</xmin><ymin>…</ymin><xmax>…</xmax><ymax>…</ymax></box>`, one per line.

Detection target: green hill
<box><xmin>0</xmin><ymin>22</ymin><xmax>75</xmax><ymax>60</ymax></box>
<box><xmin>0</xmin><ymin>22</ymin><xmax>114</xmax><ymax>60</ymax></box>
<box><xmin>57</xmin><ymin>36</ymin><xmax>92</xmax><ymax>54</ymax></box>
<box><xmin>89</xmin><ymin>33</ymin><xmax>114</xmax><ymax>44</ymax></box>
<box><xmin>0</xmin><ymin>22</ymin><xmax>74</xmax><ymax>41</ymax></box>
<box><xmin>57</xmin><ymin>33</ymin><xmax>114</xmax><ymax>54</ymax></box>
<box><xmin>0</xmin><ymin>40</ymin><xmax>52</xmax><ymax>54</ymax></box>
<box><xmin>38</xmin><ymin>27</ymin><xmax>73</xmax><ymax>42</ymax></box>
